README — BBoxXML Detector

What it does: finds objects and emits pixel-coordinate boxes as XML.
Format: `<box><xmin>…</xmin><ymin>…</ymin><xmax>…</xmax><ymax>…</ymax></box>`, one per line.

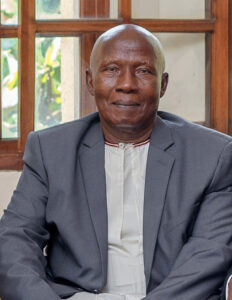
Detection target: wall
<box><xmin>0</xmin><ymin>171</ymin><xmax>21</xmax><ymax>217</ymax></box>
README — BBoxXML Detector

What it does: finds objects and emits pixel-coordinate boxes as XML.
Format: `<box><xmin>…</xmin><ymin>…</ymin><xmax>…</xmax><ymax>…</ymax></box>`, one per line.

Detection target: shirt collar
<box><xmin>105</xmin><ymin>138</ymin><xmax>150</xmax><ymax>148</ymax></box>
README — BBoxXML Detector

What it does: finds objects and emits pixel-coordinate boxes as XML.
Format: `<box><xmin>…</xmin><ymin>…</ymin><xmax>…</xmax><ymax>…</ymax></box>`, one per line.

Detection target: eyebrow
<box><xmin>100</xmin><ymin>59</ymin><xmax>154</xmax><ymax>67</ymax></box>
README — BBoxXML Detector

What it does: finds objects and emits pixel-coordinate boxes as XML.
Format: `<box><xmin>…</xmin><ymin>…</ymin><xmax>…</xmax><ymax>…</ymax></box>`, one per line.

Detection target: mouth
<box><xmin>112</xmin><ymin>101</ymin><xmax>140</xmax><ymax>107</ymax></box>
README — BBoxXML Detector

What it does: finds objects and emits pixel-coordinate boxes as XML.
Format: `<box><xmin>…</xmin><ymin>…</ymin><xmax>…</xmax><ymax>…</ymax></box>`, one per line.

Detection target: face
<box><xmin>87</xmin><ymin>33</ymin><xmax>168</xmax><ymax>140</ymax></box>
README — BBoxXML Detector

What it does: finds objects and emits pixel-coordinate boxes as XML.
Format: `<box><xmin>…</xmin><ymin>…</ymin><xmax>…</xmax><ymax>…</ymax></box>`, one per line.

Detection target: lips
<box><xmin>112</xmin><ymin>101</ymin><xmax>140</xmax><ymax>107</ymax></box>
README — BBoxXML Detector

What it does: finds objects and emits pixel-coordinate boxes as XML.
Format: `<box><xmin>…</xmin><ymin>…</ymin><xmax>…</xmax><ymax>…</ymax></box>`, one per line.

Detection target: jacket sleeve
<box><xmin>221</xmin><ymin>268</ymin><xmax>232</xmax><ymax>299</ymax></box>
<box><xmin>0</xmin><ymin>132</ymin><xmax>61</xmax><ymax>300</ymax></box>
<box><xmin>143</xmin><ymin>141</ymin><xmax>232</xmax><ymax>300</ymax></box>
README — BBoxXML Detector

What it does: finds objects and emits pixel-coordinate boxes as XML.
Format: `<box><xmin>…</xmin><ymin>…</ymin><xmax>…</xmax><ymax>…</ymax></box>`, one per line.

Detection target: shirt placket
<box><xmin>116</xmin><ymin>143</ymin><xmax>125</xmax><ymax>241</ymax></box>
<box><xmin>131</xmin><ymin>147</ymin><xmax>143</xmax><ymax>249</ymax></box>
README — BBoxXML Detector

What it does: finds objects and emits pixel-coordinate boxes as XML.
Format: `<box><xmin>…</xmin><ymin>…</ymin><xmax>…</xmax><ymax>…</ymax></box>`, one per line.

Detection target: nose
<box><xmin>116</xmin><ymin>68</ymin><xmax>138</xmax><ymax>93</ymax></box>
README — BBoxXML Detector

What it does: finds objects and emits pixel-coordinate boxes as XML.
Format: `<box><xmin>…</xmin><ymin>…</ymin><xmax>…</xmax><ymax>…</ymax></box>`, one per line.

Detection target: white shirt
<box><xmin>68</xmin><ymin>141</ymin><xmax>149</xmax><ymax>300</ymax></box>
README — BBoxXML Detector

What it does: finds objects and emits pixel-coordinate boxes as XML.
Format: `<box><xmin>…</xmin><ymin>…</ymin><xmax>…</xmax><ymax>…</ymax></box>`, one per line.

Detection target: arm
<box><xmin>143</xmin><ymin>141</ymin><xmax>232</xmax><ymax>300</ymax></box>
<box><xmin>0</xmin><ymin>132</ymin><xmax>60</xmax><ymax>300</ymax></box>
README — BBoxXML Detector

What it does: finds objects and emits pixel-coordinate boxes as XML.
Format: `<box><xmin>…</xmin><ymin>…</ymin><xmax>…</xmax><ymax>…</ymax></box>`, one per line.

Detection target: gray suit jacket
<box><xmin>1</xmin><ymin>112</ymin><xmax>232</xmax><ymax>300</ymax></box>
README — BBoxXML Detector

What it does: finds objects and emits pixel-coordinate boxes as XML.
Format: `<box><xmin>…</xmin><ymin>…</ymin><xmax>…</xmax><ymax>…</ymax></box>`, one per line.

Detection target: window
<box><xmin>0</xmin><ymin>0</ymin><xmax>231</xmax><ymax>170</ymax></box>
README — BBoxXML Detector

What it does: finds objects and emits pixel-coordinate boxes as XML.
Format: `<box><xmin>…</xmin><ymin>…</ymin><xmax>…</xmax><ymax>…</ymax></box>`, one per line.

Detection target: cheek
<box><xmin>94</xmin><ymin>77</ymin><xmax>116</xmax><ymax>96</ymax></box>
<box><xmin>139</xmin><ymin>79</ymin><xmax>160</xmax><ymax>94</ymax></box>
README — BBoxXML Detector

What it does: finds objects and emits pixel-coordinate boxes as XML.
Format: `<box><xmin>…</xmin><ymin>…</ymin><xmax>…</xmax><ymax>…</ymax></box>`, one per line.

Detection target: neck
<box><xmin>101</xmin><ymin>121</ymin><xmax>155</xmax><ymax>144</ymax></box>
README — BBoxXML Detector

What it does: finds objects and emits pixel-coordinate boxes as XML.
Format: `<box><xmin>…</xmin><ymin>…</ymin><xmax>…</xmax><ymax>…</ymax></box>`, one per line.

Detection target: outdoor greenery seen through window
<box><xmin>1</xmin><ymin>0</ymin><xmax>18</xmax><ymax>24</ymax></box>
<box><xmin>36</xmin><ymin>0</ymin><xmax>61</xmax><ymax>19</ymax></box>
<box><xmin>35</xmin><ymin>37</ymin><xmax>62</xmax><ymax>131</ymax></box>
<box><xmin>1</xmin><ymin>0</ymin><xmax>18</xmax><ymax>139</ymax></box>
<box><xmin>1</xmin><ymin>0</ymin><xmax>63</xmax><ymax>138</ymax></box>
<box><xmin>1</xmin><ymin>38</ymin><xmax>18</xmax><ymax>138</ymax></box>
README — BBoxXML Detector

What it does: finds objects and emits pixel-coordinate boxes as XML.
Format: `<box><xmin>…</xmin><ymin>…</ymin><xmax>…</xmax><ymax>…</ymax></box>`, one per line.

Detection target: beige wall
<box><xmin>0</xmin><ymin>172</ymin><xmax>21</xmax><ymax>217</ymax></box>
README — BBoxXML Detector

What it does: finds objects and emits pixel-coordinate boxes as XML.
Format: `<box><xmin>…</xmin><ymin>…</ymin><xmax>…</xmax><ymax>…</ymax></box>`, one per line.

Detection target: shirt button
<box><xmin>119</xmin><ymin>143</ymin><xmax>125</xmax><ymax>149</ymax></box>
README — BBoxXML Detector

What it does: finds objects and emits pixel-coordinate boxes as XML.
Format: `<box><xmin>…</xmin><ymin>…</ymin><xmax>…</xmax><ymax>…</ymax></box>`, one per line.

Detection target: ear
<box><xmin>160</xmin><ymin>72</ymin><xmax>169</xmax><ymax>98</ymax></box>
<box><xmin>86</xmin><ymin>69</ymin><xmax>95</xmax><ymax>96</ymax></box>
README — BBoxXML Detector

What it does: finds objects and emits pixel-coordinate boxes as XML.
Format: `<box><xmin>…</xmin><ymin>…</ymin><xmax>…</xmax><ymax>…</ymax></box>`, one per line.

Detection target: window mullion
<box><xmin>80</xmin><ymin>0</ymin><xmax>110</xmax><ymax>116</ymax></box>
<box><xmin>35</xmin><ymin>20</ymin><xmax>214</xmax><ymax>35</ymax></box>
<box><xmin>211</xmin><ymin>0</ymin><xmax>229</xmax><ymax>133</ymax></box>
<box><xmin>19</xmin><ymin>0</ymin><xmax>36</xmax><ymax>152</ymax></box>
<box><xmin>119</xmin><ymin>0</ymin><xmax>131</xmax><ymax>21</ymax></box>
<box><xmin>0</xmin><ymin>38</ymin><xmax>2</xmax><ymax>139</ymax></box>
<box><xmin>229</xmin><ymin>0</ymin><xmax>232</xmax><ymax>135</ymax></box>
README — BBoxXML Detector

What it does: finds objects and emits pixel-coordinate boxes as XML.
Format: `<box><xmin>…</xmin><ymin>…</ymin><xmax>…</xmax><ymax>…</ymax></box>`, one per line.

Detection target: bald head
<box><xmin>86</xmin><ymin>24</ymin><xmax>169</xmax><ymax>143</ymax></box>
<box><xmin>90</xmin><ymin>24</ymin><xmax>165</xmax><ymax>76</ymax></box>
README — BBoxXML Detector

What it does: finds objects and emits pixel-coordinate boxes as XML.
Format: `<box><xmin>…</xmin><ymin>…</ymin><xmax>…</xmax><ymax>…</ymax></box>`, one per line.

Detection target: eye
<box><xmin>104</xmin><ymin>65</ymin><xmax>119</xmax><ymax>72</ymax></box>
<box><xmin>137</xmin><ymin>68</ymin><xmax>152</xmax><ymax>74</ymax></box>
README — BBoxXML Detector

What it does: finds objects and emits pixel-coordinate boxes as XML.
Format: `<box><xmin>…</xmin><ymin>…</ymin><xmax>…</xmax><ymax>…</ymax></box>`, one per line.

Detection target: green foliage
<box><xmin>1</xmin><ymin>11</ymin><xmax>14</xmax><ymax>18</ymax></box>
<box><xmin>2</xmin><ymin>36</ymin><xmax>62</xmax><ymax>136</ymax></box>
<box><xmin>1</xmin><ymin>0</ymin><xmax>62</xmax><ymax>137</ymax></box>
<box><xmin>36</xmin><ymin>0</ymin><xmax>61</xmax><ymax>16</ymax></box>
<box><xmin>35</xmin><ymin>37</ymin><xmax>62</xmax><ymax>129</ymax></box>
<box><xmin>2</xmin><ymin>56</ymin><xmax>10</xmax><ymax>79</ymax></box>
<box><xmin>1</xmin><ymin>0</ymin><xmax>18</xmax><ymax>138</ymax></box>
<box><xmin>1</xmin><ymin>0</ymin><xmax>18</xmax><ymax>24</ymax></box>
<box><xmin>1</xmin><ymin>38</ymin><xmax>18</xmax><ymax>138</ymax></box>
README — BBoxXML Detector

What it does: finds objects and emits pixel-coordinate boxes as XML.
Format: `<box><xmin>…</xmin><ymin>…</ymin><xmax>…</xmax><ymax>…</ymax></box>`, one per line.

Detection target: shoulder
<box><xmin>158</xmin><ymin>111</ymin><xmax>232</xmax><ymax>147</ymax></box>
<box><xmin>27</xmin><ymin>112</ymin><xmax>100</xmax><ymax>145</ymax></box>
<box><xmin>34</xmin><ymin>112</ymin><xmax>100</xmax><ymax>138</ymax></box>
<box><xmin>24</xmin><ymin>112</ymin><xmax>101</xmax><ymax>162</ymax></box>
<box><xmin>157</xmin><ymin>111</ymin><xmax>232</xmax><ymax>191</ymax></box>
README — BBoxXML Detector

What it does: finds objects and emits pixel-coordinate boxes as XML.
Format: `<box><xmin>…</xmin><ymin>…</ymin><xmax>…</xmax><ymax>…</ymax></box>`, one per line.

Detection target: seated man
<box><xmin>0</xmin><ymin>24</ymin><xmax>232</xmax><ymax>300</ymax></box>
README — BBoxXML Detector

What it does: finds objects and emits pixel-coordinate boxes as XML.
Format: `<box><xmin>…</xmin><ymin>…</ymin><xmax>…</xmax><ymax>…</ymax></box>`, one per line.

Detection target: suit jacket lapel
<box><xmin>143</xmin><ymin>116</ymin><xmax>175</xmax><ymax>288</ymax></box>
<box><xmin>77</xmin><ymin>115</ymin><xmax>175</xmax><ymax>288</ymax></box>
<box><xmin>79</xmin><ymin>121</ymin><xmax>108</xmax><ymax>282</ymax></box>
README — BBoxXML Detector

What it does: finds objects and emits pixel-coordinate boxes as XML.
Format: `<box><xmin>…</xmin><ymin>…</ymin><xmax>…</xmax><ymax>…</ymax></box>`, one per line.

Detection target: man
<box><xmin>0</xmin><ymin>24</ymin><xmax>232</xmax><ymax>300</ymax></box>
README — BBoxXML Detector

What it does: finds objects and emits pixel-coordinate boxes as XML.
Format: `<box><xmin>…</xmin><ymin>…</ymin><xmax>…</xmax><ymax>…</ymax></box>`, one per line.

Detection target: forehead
<box><xmin>94</xmin><ymin>35</ymin><xmax>156</xmax><ymax>66</ymax></box>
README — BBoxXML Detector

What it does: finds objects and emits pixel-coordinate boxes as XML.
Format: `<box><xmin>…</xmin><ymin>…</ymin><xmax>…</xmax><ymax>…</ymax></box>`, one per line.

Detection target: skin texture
<box><xmin>86</xmin><ymin>24</ymin><xmax>169</xmax><ymax>144</ymax></box>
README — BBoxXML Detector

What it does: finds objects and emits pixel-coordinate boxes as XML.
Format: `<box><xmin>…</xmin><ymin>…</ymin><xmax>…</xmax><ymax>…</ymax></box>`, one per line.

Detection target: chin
<box><xmin>113</xmin><ymin>122</ymin><xmax>140</xmax><ymax>132</ymax></box>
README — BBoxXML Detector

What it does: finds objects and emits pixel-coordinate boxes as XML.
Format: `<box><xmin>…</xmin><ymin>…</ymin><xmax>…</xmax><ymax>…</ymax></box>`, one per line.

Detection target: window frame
<box><xmin>0</xmin><ymin>0</ymin><xmax>231</xmax><ymax>170</ymax></box>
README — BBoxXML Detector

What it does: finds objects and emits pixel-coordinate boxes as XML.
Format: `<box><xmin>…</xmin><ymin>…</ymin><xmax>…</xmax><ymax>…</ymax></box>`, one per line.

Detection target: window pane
<box><xmin>35</xmin><ymin>37</ymin><xmax>80</xmax><ymax>131</ymax></box>
<box><xmin>36</xmin><ymin>0</ymin><xmax>61</xmax><ymax>20</ymax></box>
<box><xmin>109</xmin><ymin>0</ymin><xmax>118</xmax><ymax>19</ymax></box>
<box><xmin>132</xmin><ymin>0</ymin><xmax>205</xmax><ymax>19</ymax></box>
<box><xmin>1</xmin><ymin>0</ymin><xmax>18</xmax><ymax>25</ymax></box>
<box><xmin>1</xmin><ymin>38</ymin><xmax>19</xmax><ymax>138</ymax></box>
<box><xmin>157</xmin><ymin>33</ymin><xmax>205</xmax><ymax>123</ymax></box>
<box><xmin>36</xmin><ymin>0</ymin><xmax>118</xmax><ymax>19</ymax></box>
